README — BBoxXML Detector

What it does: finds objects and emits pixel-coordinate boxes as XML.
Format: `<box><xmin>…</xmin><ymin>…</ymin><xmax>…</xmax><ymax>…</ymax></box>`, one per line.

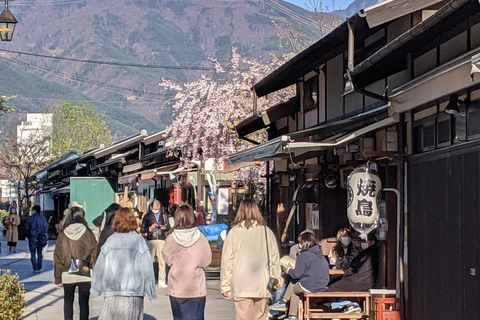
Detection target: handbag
<box><xmin>264</xmin><ymin>226</ymin><xmax>279</xmax><ymax>294</ymax></box>
<box><xmin>68</xmin><ymin>259</ymin><xmax>91</xmax><ymax>277</ymax></box>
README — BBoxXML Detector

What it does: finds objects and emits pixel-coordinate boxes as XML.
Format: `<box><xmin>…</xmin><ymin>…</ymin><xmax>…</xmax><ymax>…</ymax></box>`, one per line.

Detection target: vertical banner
<box><xmin>346</xmin><ymin>166</ymin><xmax>382</xmax><ymax>238</ymax></box>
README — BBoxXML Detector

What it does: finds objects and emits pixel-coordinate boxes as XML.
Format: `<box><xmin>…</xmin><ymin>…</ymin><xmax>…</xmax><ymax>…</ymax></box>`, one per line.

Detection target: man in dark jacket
<box><xmin>25</xmin><ymin>205</ymin><xmax>49</xmax><ymax>273</ymax></box>
<box><xmin>327</xmin><ymin>233</ymin><xmax>378</xmax><ymax>292</ymax></box>
<box><xmin>141</xmin><ymin>199</ymin><xmax>170</xmax><ymax>288</ymax></box>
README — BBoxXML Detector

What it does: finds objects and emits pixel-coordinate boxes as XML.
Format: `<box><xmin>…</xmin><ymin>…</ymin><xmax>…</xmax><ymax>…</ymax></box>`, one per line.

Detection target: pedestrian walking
<box><xmin>91</xmin><ymin>207</ymin><xmax>157</xmax><ymax>320</ymax></box>
<box><xmin>25</xmin><ymin>205</ymin><xmax>49</xmax><ymax>272</ymax></box>
<box><xmin>54</xmin><ymin>206</ymin><xmax>97</xmax><ymax>320</ymax></box>
<box><xmin>220</xmin><ymin>200</ymin><xmax>283</xmax><ymax>320</ymax></box>
<box><xmin>141</xmin><ymin>199</ymin><xmax>170</xmax><ymax>288</ymax></box>
<box><xmin>92</xmin><ymin>203</ymin><xmax>121</xmax><ymax>257</ymax></box>
<box><xmin>162</xmin><ymin>204</ymin><xmax>212</xmax><ymax>320</ymax></box>
<box><xmin>5</xmin><ymin>207</ymin><xmax>21</xmax><ymax>253</ymax></box>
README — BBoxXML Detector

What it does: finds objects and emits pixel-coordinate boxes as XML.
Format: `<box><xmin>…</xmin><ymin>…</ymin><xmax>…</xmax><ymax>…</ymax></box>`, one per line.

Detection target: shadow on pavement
<box><xmin>91</xmin><ymin>314</ymin><xmax>157</xmax><ymax>320</ymax></box>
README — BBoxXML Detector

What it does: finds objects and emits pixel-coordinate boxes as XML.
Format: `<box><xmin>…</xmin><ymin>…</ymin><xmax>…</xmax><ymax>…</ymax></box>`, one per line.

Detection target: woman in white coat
<box><xmin>220</xmin><ymin>200</ymin><xmax>282</xmax><ymax>320</ymax></box>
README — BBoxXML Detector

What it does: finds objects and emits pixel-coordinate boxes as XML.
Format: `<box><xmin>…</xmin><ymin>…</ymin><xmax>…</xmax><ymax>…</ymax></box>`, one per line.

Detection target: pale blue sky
<box><xmin>283</xmin><ymin>0</ymin><xmax>355</xmax><ymax>11</ymax></box>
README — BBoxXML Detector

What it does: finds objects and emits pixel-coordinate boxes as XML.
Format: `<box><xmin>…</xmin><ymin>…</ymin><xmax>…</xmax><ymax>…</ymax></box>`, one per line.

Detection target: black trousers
<box><xmin>63</xmin><ymin>282</ymin><xmax>91</xmax><ymax>320</ymax></box>
<box><xmin>169</xmin><ymin>296</ymin><xmax>206</xmax><ymax>320</ymax></box>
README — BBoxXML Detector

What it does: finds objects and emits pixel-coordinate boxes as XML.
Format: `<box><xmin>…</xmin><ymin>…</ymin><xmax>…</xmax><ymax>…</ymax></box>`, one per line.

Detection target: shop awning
<box><xmin>390</xmin><ymin>47</ymin><xmax>480</xmax><ymax>113</ymax></box>
<box><xmin>228</xmin><ymin>115</ymin><xmax>398</xmax><ymax>165</ymax></box>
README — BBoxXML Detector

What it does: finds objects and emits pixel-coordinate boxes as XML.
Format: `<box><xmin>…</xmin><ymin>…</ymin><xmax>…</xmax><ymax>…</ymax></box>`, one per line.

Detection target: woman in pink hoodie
<box><xmin>162</xmin><ymin>204</ymin><xmax>212</xmax><ymax>320</ymax></box>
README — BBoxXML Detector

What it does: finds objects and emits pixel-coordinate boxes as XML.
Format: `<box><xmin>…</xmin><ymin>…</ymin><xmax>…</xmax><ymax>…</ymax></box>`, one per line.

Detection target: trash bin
<box><xmin>375</xmin><ymin>298</ymin><xmax>401</xmax><ymax>320</ymax></box>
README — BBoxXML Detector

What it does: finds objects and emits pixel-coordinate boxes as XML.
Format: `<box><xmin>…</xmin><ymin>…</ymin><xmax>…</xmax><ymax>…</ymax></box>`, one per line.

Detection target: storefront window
<box><xmin>467</xmin><ymin>102</ymin><xmax>480</xmax><ymax>140</ymax></box>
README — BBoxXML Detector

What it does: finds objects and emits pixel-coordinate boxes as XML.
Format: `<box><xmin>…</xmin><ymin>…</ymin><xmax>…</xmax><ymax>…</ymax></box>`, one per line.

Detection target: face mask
<box><xmin>361</xmin><ymin>242</ymin><xmax>369</xmax><ymax>250</ymax></box>
<box><xmin>152</xmin><ymin>209</ymin><xmax>160</xmax><ymax>214</ymax></box>
<box><xmin>341</xmin><ymin>237</ymin><xmax>351</xmax><ymax>246</ymax></box>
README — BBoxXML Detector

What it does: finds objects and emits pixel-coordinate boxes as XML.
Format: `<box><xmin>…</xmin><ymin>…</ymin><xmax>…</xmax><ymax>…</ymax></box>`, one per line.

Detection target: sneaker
<box><xmin>277</xmin><ymin>315</ymin><xmax>287</xmax><ymax>320</ymax></box>
<box><xmin>158</xmin><ymin>281</ymin><xmax>168</xmax><ymax>288</ymax></box>
<box><xmin>287</xmin><ymin>316</ymin><xmax>297</xmax><ymax>320</ymax></box>
<box><xmin>269</xmin><ymin>302</ymin><xmax>287</xmax><ymax>312</ymax></box>
<box><xmin>344</xmin><ymin>305</ymin><xmax>361</xmax><ymax>313</ymax></box>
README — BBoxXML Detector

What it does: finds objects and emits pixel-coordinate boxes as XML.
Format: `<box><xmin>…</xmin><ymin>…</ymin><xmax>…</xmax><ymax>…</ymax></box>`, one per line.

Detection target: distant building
<box><xmin>16</xmin><ymin>113</ymin><xmax>52</xmax><ymax>143</ymax></box>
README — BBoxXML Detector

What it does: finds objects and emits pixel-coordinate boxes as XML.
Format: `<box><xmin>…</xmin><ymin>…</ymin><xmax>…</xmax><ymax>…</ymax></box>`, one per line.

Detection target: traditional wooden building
<box><xmin>230</xmin><ymin>0</ymin><xmax>480</xmax><ymax>318</ymax></box>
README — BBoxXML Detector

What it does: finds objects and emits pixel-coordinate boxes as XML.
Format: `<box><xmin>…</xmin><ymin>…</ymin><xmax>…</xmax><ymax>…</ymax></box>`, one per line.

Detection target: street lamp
<box><xmin>0</xmin><ymin>0</ymin><xmax>17</xmax><ymax>42</ymax></box>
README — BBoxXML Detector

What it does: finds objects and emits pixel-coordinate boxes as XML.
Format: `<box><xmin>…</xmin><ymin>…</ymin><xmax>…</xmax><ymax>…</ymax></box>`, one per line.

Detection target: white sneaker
<box><xmin>158</xmin><ymin>281</ymin><xmax>168</xmax><ymax>288</ymax></box>
<box><xmin>344</xmin><ymin>305</ymin><xmax>361</xmax><ymax>313</ymax></box>
<box><xmin>269</xmin><ymin>302</ymin><xmax>287</xmax><ymax>312</ymax></box>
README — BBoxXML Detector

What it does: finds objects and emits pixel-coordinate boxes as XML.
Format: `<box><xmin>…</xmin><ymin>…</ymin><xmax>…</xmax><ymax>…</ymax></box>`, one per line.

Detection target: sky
<box><xmin>283</xmin><ymin>0</ymin><xmax>356</xmax><ymax>11</ymax></box>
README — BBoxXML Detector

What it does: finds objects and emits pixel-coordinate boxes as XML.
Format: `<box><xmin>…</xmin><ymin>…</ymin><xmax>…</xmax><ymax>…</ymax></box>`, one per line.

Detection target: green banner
<box><xmin>70</xmin><ymin>177</ymin><xmax>115</xmax><ymax>226</ymax></box>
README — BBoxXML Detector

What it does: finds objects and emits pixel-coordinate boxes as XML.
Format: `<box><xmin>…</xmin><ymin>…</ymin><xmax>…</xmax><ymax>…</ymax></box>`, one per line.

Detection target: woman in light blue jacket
<box><xmin>91</xmin><ymin>207</ymin><xmax>157</xmax><ymax>320</ymax></box>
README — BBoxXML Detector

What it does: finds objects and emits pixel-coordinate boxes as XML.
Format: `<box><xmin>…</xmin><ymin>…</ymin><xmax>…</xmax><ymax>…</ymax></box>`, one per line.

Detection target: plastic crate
<box><xmin>375</xmin><ymin>298</ymin><xmax>401</xmax><ymax>320</ymax></box>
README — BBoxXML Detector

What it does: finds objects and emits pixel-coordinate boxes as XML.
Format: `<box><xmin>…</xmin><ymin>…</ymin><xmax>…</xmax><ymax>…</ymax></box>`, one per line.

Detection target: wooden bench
<box><xmin>302</xmin><ymin>291</ymin><xmax>372</xmax><ymax>320</ymax></box>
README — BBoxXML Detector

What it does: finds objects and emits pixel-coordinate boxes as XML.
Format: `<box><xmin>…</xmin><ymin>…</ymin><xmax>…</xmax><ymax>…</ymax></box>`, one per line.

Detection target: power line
<box><xmin>0</xmin><ymin>56</ymin><xmax>174</xmax><ymax>100</ymax></box>
<box><xmin>0</xmin><ymin>48</ymin><xmax>246</xmax><ymax>71</ymax></box>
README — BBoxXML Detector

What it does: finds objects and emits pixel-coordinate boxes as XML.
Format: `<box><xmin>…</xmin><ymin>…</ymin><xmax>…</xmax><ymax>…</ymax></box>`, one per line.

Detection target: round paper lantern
<box><xmin>346</xmin><ymin>166</ymin><xmax>381</xmax><ymax>238</ymax></box>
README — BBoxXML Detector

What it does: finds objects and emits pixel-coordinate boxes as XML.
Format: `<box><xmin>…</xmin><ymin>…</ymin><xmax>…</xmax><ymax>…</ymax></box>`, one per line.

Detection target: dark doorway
<box><xmin>408</xmin><ymin>141</ymin><xmax>480</xmax><ymax>319</ymax></box>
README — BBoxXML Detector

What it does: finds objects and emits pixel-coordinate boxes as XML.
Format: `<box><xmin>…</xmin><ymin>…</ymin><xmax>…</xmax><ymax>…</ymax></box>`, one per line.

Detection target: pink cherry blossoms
<box><xmin>159</xmin><ymin>48</ymin><xmax>295</xmax><ymax>200</ymax></box>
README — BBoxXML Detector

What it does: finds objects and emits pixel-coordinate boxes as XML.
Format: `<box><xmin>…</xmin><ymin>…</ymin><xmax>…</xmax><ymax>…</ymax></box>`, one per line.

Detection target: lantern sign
<box><xmin>346</xmin><ymin>166</ymin><xmax>381</xmax><ymax>238</ymax></box>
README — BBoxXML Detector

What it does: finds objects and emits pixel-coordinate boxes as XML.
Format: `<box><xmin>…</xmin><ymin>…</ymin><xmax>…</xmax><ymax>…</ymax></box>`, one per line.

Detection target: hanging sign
<box><xmin>346</xmin><ymin>166</ymin><xmax>381</xmax><ymax>238</ymax></box>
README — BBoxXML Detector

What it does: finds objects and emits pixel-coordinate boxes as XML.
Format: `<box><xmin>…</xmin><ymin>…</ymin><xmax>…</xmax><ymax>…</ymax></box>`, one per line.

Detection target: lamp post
<box><xmin>0</xmin><ymin>0</ymin><xmax>17</xmax><ymax>42</ymax></box>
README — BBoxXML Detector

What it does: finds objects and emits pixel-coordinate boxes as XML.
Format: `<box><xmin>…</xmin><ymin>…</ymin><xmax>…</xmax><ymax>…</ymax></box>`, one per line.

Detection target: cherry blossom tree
<box><xmin>159</xmin><ymin>48</ymin><xmax>295</xmax><ymax>222</ymax></box>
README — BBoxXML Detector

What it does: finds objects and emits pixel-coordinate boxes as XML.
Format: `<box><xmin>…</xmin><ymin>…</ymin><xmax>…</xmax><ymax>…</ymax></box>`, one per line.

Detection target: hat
<box><xmin>299</xmin><ymin>229</ymin><xmax>315</xmax><ymax>236</ymax></box>
<box><xmin>68</xmin><ymin>201</ymin><xmax>83</xmax><ymax>209</ymax></box>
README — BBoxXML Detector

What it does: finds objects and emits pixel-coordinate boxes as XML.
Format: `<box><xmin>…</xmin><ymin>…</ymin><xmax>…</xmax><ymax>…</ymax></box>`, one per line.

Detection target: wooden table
<box><xmin>329</xmin><ymin>269</ymin><xmax>345</xmax><ymax>276</ymax></box>
<box><xmin>303</xmin><ymin>291</ymin><xmax>371</xmax><ymax>320</ymax></box>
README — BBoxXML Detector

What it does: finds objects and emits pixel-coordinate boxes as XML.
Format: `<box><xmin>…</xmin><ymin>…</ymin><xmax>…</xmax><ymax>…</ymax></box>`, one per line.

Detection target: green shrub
<box><xmin>0</xmin><ymin>269</ymin><xmax>27</xmax><ymax>320</ymax></box>
<box><xmin>0</xmin><ymin>209</ymin><xmax>8</xmax><ymax>221</ymax></box>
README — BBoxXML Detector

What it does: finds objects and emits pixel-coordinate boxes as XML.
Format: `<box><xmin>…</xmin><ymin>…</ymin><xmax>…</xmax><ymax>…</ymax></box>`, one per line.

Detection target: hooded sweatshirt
<box><xmin>162</xmin><ymin>228</ymin><xmax>212</xmax><ymax>298</ymax></box>
<box><xmin>288</xmin><ymin>245</ymin><xmax>329</xmax><ymax>293</ymax></box>
<box><xmin>54</xmin><ymin>223</ymin><xmax>97</xmax><ymax>285</ymax></box>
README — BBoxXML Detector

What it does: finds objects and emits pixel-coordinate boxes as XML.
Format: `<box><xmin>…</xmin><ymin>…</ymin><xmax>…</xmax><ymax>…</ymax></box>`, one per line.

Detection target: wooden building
<box><xmin>230</xmin><ymin>0</ymin><xmax>480</xmax><ymax>318</ymax></box>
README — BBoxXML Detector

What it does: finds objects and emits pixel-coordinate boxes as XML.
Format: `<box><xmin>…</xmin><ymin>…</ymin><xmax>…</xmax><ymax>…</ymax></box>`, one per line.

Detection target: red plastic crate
<box><xmin>375</xmin><ymin>298</ymin><xmax>401</xmax><ymax>320</ymax></box>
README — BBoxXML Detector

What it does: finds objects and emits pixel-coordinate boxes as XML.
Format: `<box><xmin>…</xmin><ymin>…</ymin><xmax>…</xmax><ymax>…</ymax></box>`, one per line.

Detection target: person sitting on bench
<box><xmin>327</xmin><ymin>233</ymin><xmax>378</xmax><ymax>292</ymax></box>
<box><xmin>283</xmin><ymin>231</ymin><xmax>330</xmax><ymax>319</ymax></box>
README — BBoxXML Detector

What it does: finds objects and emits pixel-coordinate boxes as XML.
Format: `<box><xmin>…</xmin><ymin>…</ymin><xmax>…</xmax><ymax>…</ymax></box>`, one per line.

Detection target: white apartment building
<box><xmin>16</xmin><ymin>113</ymin><xmax>52</xmax><ymax>143</ymax></box>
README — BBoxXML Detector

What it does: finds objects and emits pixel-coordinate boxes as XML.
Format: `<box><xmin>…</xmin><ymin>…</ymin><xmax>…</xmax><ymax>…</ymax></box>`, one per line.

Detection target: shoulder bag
<box><xmin>264</xmin><ymin>226</ymin><xmax>278</xmax><ymax>294</ymax></box>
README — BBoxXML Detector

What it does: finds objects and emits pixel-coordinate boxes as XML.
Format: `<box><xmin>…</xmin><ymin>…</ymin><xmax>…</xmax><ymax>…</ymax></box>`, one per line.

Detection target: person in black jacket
<box><xmin>92</xmin><ymin>203</ymin><xmax>121</xmax><ymax>257</ymax></box>
<box><xmin>25</xmin><ymin>205</ymin><xmax>49</xmax><ymax>273</ymax></box>
<box><xmin>141</xmin><ymin>199</ymin><xmax>171</xmax><ymax>288</ymax></box>
<box><xmin>327</xmin><ymin>233</ymin><xmax>379</xmax><ymax>292</ymax></box>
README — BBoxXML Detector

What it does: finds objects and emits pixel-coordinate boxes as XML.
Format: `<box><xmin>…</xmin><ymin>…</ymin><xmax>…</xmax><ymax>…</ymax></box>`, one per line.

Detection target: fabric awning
<box><xmin>390</xmin><ymin>48</ymin><xmax>480</xmax><ymax>113</ymax></box>
<box><xmin>228</xmin><ymin>115</ymin><xmax>398</xmax><ymax>165</ymax></box>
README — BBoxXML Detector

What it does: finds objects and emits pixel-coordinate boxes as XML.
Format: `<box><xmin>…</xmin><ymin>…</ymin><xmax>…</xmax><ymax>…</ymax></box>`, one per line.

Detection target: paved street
<box><xmin>0</xmin><ymin>238</ymin><xmax>236</xmax><ymax>320</ymax></box>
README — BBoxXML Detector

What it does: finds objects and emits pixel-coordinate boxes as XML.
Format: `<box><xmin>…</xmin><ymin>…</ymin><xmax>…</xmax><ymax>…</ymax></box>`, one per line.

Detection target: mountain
<box><xmin>0</xmin><ymin>0</ymin><xmax>375</xmax><ymax>138</ymax></box>
<box><xmin>333</xmin><ymin>0</ymin><xmax>381</xmax><ymax>18</ymax></box>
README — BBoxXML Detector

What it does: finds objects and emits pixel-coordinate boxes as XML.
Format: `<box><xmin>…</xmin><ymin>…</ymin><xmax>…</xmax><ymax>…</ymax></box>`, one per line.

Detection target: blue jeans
<box><xmin>269</xmin><ymin>276</ymin><xmax>290</xmax><ymax>318</ymax></box>
<box><xmin>28</xmin><ymin>239</ymin><xmax>43</xmax><ymax>271</ymax></box>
